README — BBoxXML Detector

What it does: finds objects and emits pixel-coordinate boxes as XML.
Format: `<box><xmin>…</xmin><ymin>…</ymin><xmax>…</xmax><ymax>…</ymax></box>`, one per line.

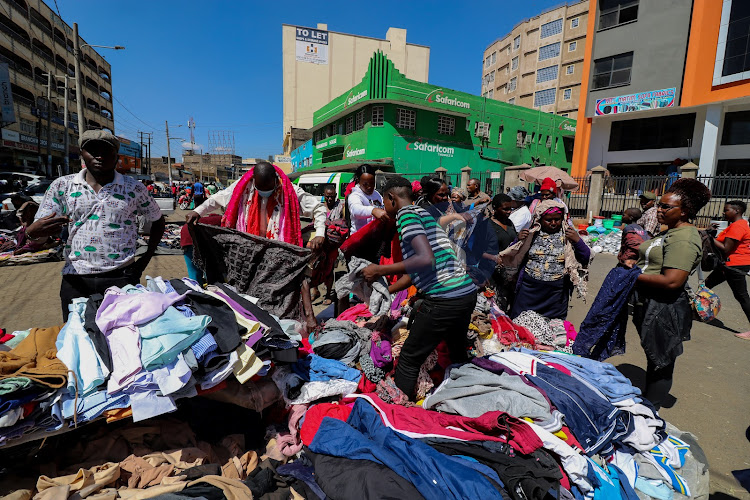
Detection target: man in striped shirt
<box><xmin>363</xmin><ymin>176</ymin><xmax>477</xmax><ymax>399</ymax></box>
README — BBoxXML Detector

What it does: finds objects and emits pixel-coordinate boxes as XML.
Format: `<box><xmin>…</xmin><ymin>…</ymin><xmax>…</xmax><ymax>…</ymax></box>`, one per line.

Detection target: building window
<box><xmin>346</xmin><ymin>115</ymin><xmax>353</xmax><ymax>134</ymax></box>
<box><xmin>485</xmin><ymin>57</ymin><xmax>490</xmax><ymax>68</ymax></box>
<box><xmin>438</xmin><ymin>115</ymin><xmax>455</xmax><ymax>135</ymax></box>
<box><xmin>507</xmin><ymin>46</ymin><xmax>511</xmax><ymax>55</ymax></box>
<box><xmin>534</xmin><ymin>88</ymin><xmax>556</xmax><ymax>107</ymax></box>
<box><xmin>396</xmin><ymin>108</ymin><xmax>416</xmax><ymax>130</ymax></box>
<box><xmin>538</xmin><ymin>42</ymin><xmax>561</xmax><ymax>61</ymax></box>
<box><xmin>498</xmin><ymin>125</ymin><xmax>504</xmax><ymax>144</ymax></box>
<box><xmin>566</xmin><ymin>64</ymin><xmax>575</xmax><ymax>75</ymax></box>
<box><xmin>599</xmin><ymin>0</ymin><xmax>639</xmax><ymax>30</ymax></box>
<box><xmin>569</xmin><ymin>41</ymin><xmax>577</xmax><ymax>52</ymax></box>
<box><xmin>721</xmin><ymin>110</ymin><xmax>750</xmax><ymax>145</ymax></box>
<box><xmin>540</xmin><ymin>19</ymin><xmax>563</xmax><ymax>39</ymax></box>
<box><xmin>561</xmin><ymin>113</ymin><xmax>569</xmax><ymax>117</ymax></box>
<box><xmin>511</xmin><ymin>56</ymin><xmax>519</xmax><ymax>70</ymax></box>
<box><xmin>488</xmin><ymin>89</ymin><xmax>494</xmax><ymax>99</ymax></box>
<box><xmin>372</xmin><ymin>105</ymin><xmax>384</xmax><ymax>127</ymax></box>
<box><xmin>564</xmin><ymin>88</ymin><xmax>572</xmax><ymax>100</ymax></box>
<box><xmin>536</xmin><ymin>65</ymin><xmax>559</xmax><ymax>83</ymax></box>
<box><xmin>491</xmin><ymin>51</ymin><xmax>497</xmax><ymax>65</ymax></box>
<box><xmin>508</xmin><ymin>77</ymin><xmax>517</xmax><ymax>92</ymax></box>
<box><xmin>609</xmin><ymin>113</ymin><xmax>696</xmax><ymax>151</ymax></box>
<box><xmin>513</xmin><ymin>35</ymin><xmax>521</xmax><ymax>50</ymax></box>
<box><xmin>721</xmin><ymin>1</ymin><xmax>750</xmax><ymax>78</ymax></box>
<box><xmin>338</xmin><ymin>122</ymin><xmax>344</xmax><ymax>135</ymax></box>
<box><xmin>509</xmin><ymin>97</ymin><xmax>516</xmax><ymax>105</ymax></box>
<box><xmin>355</xmin><ymin>110</ymin><xmax>365</xmax><ymax>131</ymax></box>
<box><xmin>505</xmin><ymin>65</ymin><xmax>509</xmax><ymax>75</ymax></box>
<box><xmin>571</xmin><ymin>17</ymin><xmax>580</xmax><ymax>28</ymax></box>
<box><xmin>490</xmin><ymin>70</ymin><xmax>495</xmax><ymax>82</ymax></box>
<box><xmin>20</xmin><ymin>119</ymin><xmax>35</xmax><ymax>134</ymax></box>
<box><xmin>592</xmin><ymin>52</ymin><xmax>633</xmax><ymax>89</ymax></box>
<box><xmin>516</xmin><ymin>131</ymin><xmax>526</xmax><ymax>147</ymax></box>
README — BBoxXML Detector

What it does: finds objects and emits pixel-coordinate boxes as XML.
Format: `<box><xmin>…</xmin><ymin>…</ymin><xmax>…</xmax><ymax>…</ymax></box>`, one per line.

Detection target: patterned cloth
<box><xmin>35</xmin><ymin>171</ymin><xmax>162</xmax><ymax>275</ymax></box>
<box><xmin>524</xmin><ymin>231</ymin><xmax>566</xmax><ymax>281</ymax></box>
<box><xmin>637</xmin><ymin>206</ymin><xmax>660</xmax><ymax>236</ymax></box>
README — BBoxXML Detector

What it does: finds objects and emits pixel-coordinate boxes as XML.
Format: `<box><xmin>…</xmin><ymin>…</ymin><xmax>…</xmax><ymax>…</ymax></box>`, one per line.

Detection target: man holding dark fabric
<box><xmin>28</xmin><ymin>130</ymin><xmax>165</xmax><ymax>321</ymax></box>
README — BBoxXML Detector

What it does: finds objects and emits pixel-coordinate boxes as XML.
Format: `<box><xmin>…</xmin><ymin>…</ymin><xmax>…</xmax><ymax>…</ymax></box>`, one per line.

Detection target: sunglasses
<box><xmin>656</xmin><ymin>202</ymin><xmax>680</xmax><ymax>211</ymax></box>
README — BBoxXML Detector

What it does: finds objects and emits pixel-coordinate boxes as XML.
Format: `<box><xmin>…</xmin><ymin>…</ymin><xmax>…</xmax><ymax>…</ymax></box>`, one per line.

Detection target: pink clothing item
<box><xmin>354</xmin><ymin>394</ymin><xmax>543</xmax><ymax>455</ymax></box>
<box><xmin>563</xmin><ymin>321</ymin><xmax>577</xmax><ymax>345</ymax></box>
<box><xmin>276</xmin><ymin>404</ymin><xmax>308</xmax><ymax>457</ymax></box>
<box><xmin>335</xmin><ymin>303</ymin><xmax>373</xmax><ymax>322</ymax></box>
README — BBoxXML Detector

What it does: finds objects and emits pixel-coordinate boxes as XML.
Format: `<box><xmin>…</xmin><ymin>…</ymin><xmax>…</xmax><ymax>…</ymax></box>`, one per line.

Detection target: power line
<box><xmin>112</xmin><ymin>96</ymin><xmax>158</xmax><ymax>130</ymax></box>
<box><xmin>52</xmin><ymin>0</ymin><xmax>63</xmax><ymax>22</ymax></box>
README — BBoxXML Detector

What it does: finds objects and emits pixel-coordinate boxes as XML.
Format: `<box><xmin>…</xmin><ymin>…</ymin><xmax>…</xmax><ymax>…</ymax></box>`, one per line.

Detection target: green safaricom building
<box><xmin>293</xmin><ymin>51</ymin><xmax>577</xmax><ymax>185</ymax></box>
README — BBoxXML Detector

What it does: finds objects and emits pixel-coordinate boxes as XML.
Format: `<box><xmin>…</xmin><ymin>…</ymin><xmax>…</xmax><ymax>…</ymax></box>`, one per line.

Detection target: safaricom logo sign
<box><xmin>558</xmin><ymin>121</ymin><xmax>576</xmax><ymax>132</ymax></box>
<box><xmin>427</xmin><ymin>90</ymin><xmax>470</xmax><ymax>109</ymax></box>
<box><xmin>345</xmin><ymin>146</ymin><xmax>366</xmax><ymax>158</ymax></box>
<box><xmin>345</xmin><ymin>90</ymin><xmax>368</xmax><ymax>108</ymax></box>
<box><xmin>406</xmin><ymin>141</ymin><xmax>455</xmax><ymax>157</ymax></box>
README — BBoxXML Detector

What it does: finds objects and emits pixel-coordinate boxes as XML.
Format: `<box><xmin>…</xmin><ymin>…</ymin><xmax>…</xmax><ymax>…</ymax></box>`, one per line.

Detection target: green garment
<box><xmin>5</xmin><ymin>329</ymin><xmax>31</xmax><ymax>349</ymax></box>
<box><xmin>0</xmin><ymin>377</ymin><xmax>33</xmax><ymax>395</ymax></box>
<box><xmin>636</xmin><ymin>225</ymin><xmax>702</xmax><ymax>276</ymax></box>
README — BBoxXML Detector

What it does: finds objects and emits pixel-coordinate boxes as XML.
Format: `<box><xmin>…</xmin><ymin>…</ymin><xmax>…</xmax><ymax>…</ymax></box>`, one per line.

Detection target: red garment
<box><xmin>180</xmin><ymin>214</ymin><xmax>223</xmax><ymax>248</ymax></box>
<box><xmin>356</xmin><ymin>394</ymin><xmax>542</xmax><ymax>455</ymax></box>
<box><xmin>222</xmin><ymin>165</ymin><xmax>303</xmax><ymax>246</ymax></box>
<box><xmin>357</xmin><ymin>375</ymin><xmax>378</xmax><ymax>394</ymax></box>
<box><xmin>546</xmin><ymin>362</ymin><xmax>572</xmax><ymax>376</ymax></box>
<box><xmin>336</xmin><ymin>303</ymin><xmax>373</xmax><ymax>322</ymax></box>
<box><xmin>300</xmin><ymin>403</ymin><xmax>353</xmax><ymax>446</ymax></box>
<box><xmin>340</xmin><ymin>218</ymin><xmax>396</xmax><ymax>262</ymax></box>
<box><xmin>540</xmin><ymin>177</ymin><xmax>557</xmax><ymax>192</ymax></box>
<box><xmin>343</xmin><ymin>180</ymin><xmax>356</xmax><ymax>198</ymax></box>
<box><xmin>493</xmin><ymin>315</ymin><xmax>537</xmax><ymax>347</ymax></box>
<box><xmin>0</xmin><ymin>333</ymin><xmax>14</xmax><ymax>344</ymax></box>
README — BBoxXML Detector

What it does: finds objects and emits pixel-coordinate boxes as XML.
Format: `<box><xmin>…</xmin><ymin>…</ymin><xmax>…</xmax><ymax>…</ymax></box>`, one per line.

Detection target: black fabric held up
<box><xmin>83</xmin><ymin>293</ymin><xmax>112</xmax><ymax>372</ymax></box>
<box><xmin>428</xmin><ymin>440</ymin><xmax>562</xmax><ymax>500</ymax></box>
<box><xmin>306</xmin><ymin>448</ymin><xmax>425</xmax><ymax>500</ymax></box>
<box><xmin>189</xmin><ymin>223</ymin><xmax>311</xmax><ymax>318</ymax></box>
<box><xmin>169</xmin><ymin>279</ymin><xmax>245</xmax><ymax>354</ymax></box>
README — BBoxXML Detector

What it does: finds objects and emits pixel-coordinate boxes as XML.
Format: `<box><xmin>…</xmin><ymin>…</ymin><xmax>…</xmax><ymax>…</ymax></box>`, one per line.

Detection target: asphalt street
<box><xmin>0</xmin><ymin>235</ymin><xmax>748</xmax><ymax>498</ymax></box>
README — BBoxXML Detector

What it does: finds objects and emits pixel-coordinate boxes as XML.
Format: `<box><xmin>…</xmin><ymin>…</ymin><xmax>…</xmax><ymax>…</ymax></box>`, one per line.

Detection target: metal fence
<box><xmin>476</xmin><ymin>170</ymin><xmax>506</xmax><ymax>197</ymax></box>
<box><xmin>599</xmin><ymin>174</ymin><xmax>673</xmax><ymax>218</ymax></box>
<box><xmin>375</xmin><ymin>171</ymin><xmax>461</xmax><ymax>194</ymax></box>
<box><xmin>696</xmin><ymin>174</ymin><xmax>750</xmax><ymax>227</ymax></box>
<box><xmin>568</xmin><ymin>176</ymin><xmax>591</xmax><ymax>218</ymax></box>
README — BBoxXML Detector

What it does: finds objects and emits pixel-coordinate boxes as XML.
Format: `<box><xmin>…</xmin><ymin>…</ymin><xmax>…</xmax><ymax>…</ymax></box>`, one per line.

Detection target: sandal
<box><xmin>322</xmin><ymin>298</ymin><xmax>332</xmax><ymax>306</ymax></box>
<box><xmin>735</xmin><ymin>331</ymin><xmax>750</xmax><ymax>340</ymax></box>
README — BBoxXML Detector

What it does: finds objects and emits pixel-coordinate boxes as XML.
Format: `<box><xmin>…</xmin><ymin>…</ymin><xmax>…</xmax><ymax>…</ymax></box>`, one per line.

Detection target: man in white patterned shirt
<box><xmin>28</xmin><ymin>130</ymin><xmax>165</xmax><ymax>321</ymax></box>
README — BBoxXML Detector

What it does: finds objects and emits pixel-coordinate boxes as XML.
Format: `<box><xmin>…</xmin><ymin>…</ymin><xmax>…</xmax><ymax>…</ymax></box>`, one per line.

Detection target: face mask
<box><xmin>257</xmin><ymin>187</ymin><xmax>275</xmax><ymax>198</ymax></box>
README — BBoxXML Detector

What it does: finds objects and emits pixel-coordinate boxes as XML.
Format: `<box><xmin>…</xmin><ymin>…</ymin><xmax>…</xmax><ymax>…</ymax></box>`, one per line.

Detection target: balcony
<box><xmin>7</xmin><ymin>0</ymin><xmax>28</xmax><ymax>16</ymax></box>
<box><xmin>30</xmin><ymin>14</ymin><xmax>52</xmax><ymax>39</ymax></box>
<box><xmin>0</xmin><ymin>14</ymin><xmax>31</xmax><ymax>48</ymax></box>
<box><xmin>32</xmin><ymin>39</ymin><xmax>54</xmax><ymax>63</ymax></box>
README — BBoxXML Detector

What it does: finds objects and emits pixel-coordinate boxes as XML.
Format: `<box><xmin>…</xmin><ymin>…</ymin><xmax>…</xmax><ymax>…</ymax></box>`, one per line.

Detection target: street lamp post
<box><xmin>72</xmin><ymin>23</ymin><xmax>124</xmax><ymax>141</ymax></box>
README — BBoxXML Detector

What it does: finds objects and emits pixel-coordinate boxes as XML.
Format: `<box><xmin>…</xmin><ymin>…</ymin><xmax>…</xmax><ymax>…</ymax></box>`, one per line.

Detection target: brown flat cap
<box><xmin>80</xmin><ymin>129</ymin><xmax>120</xmax><ymax>152</ymax></box>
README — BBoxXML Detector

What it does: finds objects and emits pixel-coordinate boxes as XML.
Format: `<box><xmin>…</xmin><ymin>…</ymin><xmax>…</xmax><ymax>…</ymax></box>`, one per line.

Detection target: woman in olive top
<box><xmin>631</xmin><ymin>178</ymin><xmax>711</xmax><ymax>409</ymax></box>
<box><xmin>709</xmin><ymin>200</ymin><xmax>750</xmax><ymax>339</ymax></box>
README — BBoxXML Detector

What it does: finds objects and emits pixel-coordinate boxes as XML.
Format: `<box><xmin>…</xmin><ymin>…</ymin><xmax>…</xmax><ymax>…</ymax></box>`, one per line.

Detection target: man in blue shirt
<box><xmin>192</xmin><ymin>181</ymin><xmax>205</xmax><ymax>208</ymax></box>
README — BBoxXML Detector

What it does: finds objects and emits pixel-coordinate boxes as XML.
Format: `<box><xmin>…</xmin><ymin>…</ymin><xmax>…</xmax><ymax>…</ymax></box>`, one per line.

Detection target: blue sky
<box><xmin>59</xmin><ymin>0</ymin><xmax>569</xmax><ymax>159</ymax></box>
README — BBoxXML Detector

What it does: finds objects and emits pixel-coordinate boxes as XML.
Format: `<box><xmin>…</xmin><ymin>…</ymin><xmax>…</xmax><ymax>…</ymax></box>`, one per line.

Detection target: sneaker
<box><xmin>734</xmin><ymin>331</ymin><xmax>750</xmax><ymax>340</ymax></box>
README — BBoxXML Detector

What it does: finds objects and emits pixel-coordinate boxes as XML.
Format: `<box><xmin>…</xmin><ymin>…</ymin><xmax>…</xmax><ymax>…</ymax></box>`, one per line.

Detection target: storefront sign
<box><xmin>405</xmin><ymin>141</ymin><xmax>455</xmax><ymax>158</ymax></box>
<box><xmin>426</xmin><ymin>89</ymin><xmax>470</xmax><ymax>110</ymax></box>
<box><xmin>344</xmin><ymin>145</ymin><xmax>365</xmax><ymax>158</ymax></box>
<box><xmin>345</xmin><ymin>90</ymin><xmax>368</xmax><ymax>108</ymax></box>
<box><xmin>315</xmin><ymin>137</ymin><xmax>338</xmax><ymax>150</ymax></box>
<box><xmin>558</xmin><ymin>120</ymin><xmax>576</xmax><ymax>132</ymax></box>
<box><xmin>295</xmin><ymin>27</ymin><xmax>329</xmax><ymax>65</ymax></box>
<box><xmin>118</xmin><ymin>136</ymin><xmax>142</xmax><ymax>158</ymax></box>
<box><xmin>0</xmin><ymin>63</ymin><xmax>16</xmax><ymax>126</ymax></box>
<box><xmin>274</xmin><ymin>155</ymin><xmax>291</xmax><ymax>163</ymax></box>
<box><xmin>595</xmin><ymin>87</ymin><xmax>676</xmax><ymax>115</ymax></box>
<box><xmin>3</xmin><ymin>140</ymin><xmax>38</xmax><ymax>152</ymax></box>
<box><xmin>19</xmin><ymin>133</ymin><xmax>64</xmax><ymax>151</ymax></box>
<box><xmin>2</xmin><ymin>129</ymin><xmax>19</xmax><ymax>142</ymax></box>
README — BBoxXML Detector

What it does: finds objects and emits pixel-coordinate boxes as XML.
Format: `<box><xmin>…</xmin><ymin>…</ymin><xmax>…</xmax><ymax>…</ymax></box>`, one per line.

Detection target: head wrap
<box><xmin>508</xmin><ymin>186</ymin><xmax>530</xmax><ymax>201</ymax></box>
<box><xmin>542</xmin><ymin>206</ymin><xmax>564</xmax><ymax>216</ymax></box>
<box><xmin>532</xmin><ymin>199</ymin><xmax>567</xmax><ymax>220</ymax></box>
<box><xmin>540</xmin><ymin>177</ymin><xmax>557</xmax><ymax>192</ymax></box>
<box><xmin>411</xmin><ymin>180</ymin><xmax>422</xmax><ymax>194</ymax></box>
<box><xmin>451</xmin><ymin>187</ymin><xmax>468</xmax><ymax>200</ymax></box>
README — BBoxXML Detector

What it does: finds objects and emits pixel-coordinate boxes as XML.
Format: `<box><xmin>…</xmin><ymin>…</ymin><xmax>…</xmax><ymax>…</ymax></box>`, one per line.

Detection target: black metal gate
<box><xmin>599</xmin><ymin>175</ymin><xmax>671</xmax><ymax>218</ymax></box>
<box><xmin>568</xmin><ymin>176</ymin><xmax>591</xmax><ymax>218</ymax></box>
<box><xmin>476</xmin><ymin>170</ymin><xmax>506</xmax><ymax>197</ymax></box>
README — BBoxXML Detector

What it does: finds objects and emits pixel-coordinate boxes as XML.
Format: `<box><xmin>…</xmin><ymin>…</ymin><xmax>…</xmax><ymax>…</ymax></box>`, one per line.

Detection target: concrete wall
<box><xmin>282</xmin><ymin>24</ymin><xmax>430</xmax><ymax>145</ymax></box>
<box><xmin>585</xmin><ymin>0</ymin><xmax>693</xmax><ymax>117</ymax></box>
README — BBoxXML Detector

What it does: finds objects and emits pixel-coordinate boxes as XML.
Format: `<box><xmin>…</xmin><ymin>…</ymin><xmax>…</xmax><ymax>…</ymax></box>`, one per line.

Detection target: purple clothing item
<box><xmin>95</xmin><ymin>286</ymin><xmax>188</xmax><ymax>333</ymax></box>
<box><xmin>369</xmin><ymin>339</ymin><xmax>393</xmax><ymax>368</ymax></box>
<box><xmin>391</xmin><ymin>289</ymin><xmax>408</xmax><ymax>316</ymax></box>
<box><xmin>209</xmin><ymin>289</ymin><xmax>259</xmax><ymax>323</ymax></box>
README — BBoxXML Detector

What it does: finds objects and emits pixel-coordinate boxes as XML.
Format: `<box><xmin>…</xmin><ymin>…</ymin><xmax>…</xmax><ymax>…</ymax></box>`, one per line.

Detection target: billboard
<box><xmin>595</xmin><ymin>87</ymin><xmax>676</xmax><ymax>116</ymax></box>
<box><xmin>0</xmin><ymin>63</ymin><xmax>16</xmax><ymax>126</ymax></box>
<box><xmin>295</xmin><ymin>27</ymin><xmax>328</xmax><ymax>65</ymax></box>
<box><xmin>117</xmin><ymin>136</ymin><xmax>142</xmax><ymax>158</ymax></box>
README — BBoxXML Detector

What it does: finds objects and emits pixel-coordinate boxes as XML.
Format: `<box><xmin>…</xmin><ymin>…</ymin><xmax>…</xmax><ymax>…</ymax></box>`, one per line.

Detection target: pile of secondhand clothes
<box><xmin>0</xmin><ymin>276</ymin><xmax>708</xmax><ymax>499</ymax></box>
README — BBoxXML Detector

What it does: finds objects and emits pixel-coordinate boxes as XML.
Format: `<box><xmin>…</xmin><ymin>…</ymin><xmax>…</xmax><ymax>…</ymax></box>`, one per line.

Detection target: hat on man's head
<box><xmin>639</xmin><ymin>191</ymin><xmax>657</xmax><ymax>201</ymax></box>
<box><xmin>508</xmin><ymin>186</ymin><xmax>530</xmax><ymax>201</ymax></box>
<box><xmin>79</xmin><ymin>129</ymin><xmax>120</xmax><ymax>152</ymax></box>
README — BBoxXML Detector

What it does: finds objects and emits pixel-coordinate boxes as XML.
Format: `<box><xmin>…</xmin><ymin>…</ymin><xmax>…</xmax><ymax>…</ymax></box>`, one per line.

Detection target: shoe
<box><xmin>734</xmin><ymin>331</ymin><xmax>750</xmax><ymax>340</ymax></box>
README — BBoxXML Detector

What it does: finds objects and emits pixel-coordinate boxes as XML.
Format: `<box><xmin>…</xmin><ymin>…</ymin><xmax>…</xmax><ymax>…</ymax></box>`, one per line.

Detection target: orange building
<box><xmin>572</xmin><ymin>0</ymin><xmax>750</xmax><ymax>177</ymax></box>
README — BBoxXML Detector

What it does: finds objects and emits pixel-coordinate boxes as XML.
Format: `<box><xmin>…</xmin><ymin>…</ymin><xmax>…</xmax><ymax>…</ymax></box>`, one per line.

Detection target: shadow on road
<box><xmin>710</xmin><ymin>493</ymin><xmax>745</xmax><ymax>500</ymax></box>
<box><xmin>706</xmin><ymin>317</ymin><xmax>740</xmax><ymax>334</ymax></box>
<box><xmin>614</xmin><ymin>363</ymin><xmax>677</xmax><ymax>408</ymax></box>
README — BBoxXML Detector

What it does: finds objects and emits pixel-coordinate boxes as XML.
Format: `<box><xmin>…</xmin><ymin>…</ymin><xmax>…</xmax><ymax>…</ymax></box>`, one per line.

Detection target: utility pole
<box><xmin>165</xmin><ymin>120</ymin><xmax>173</xmax><ymax>187</ymax></box>
<box><xmin>46</xmin><ymin>72</ymin><xmax>52</xmax><ymax>177</ymax></box>
<box><xmin>138</xmin><ymin>131</ymin><xmax>144</xmax><ymax>174</ymax></box>
<box><xmin>62</xmin><ymin>76</ymin><xmax>69</xmax><ymax>175</ymax></box>
<box><xmin>73</xmin><ymin>23</ymin><xmax>85</xmax><ymax>139</ymax></box>
<box><xmin>146</xmin><ymin>133</ymin><xmax>152</xmax><ymax>177</ymax></box>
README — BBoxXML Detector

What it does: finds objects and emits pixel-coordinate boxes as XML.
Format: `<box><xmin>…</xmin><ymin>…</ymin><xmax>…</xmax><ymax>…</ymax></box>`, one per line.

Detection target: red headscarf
<box><xmin>540</xmin><ymin>177</ymin><xmax>557</xmax><ymax>192</ymax></box>
<box><xmin>221</xmin><ymin>165</ymin><xmax>303</xmax><ymax>246</ymax></box>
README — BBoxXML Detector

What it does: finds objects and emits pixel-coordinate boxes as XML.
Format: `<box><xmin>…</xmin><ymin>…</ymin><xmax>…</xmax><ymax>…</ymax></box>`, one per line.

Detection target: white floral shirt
<box><xmin>35</xmin><ymin>170</ymin><xmax>162</xmax><ymax>275</ymax></box>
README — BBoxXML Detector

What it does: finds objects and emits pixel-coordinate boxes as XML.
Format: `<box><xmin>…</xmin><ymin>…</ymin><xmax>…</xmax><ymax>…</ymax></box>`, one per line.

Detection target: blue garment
<box><xmin>191</xmin><ymin>333</ymin><xmax>218</xmax><ymax>362</ymax></box>
<box><xmin>527</xmin><ymin>363</ymin><xmax>621</xmax><ymax>456</ymax></box>
<box><xmin>60</xmin><ymin>390</ymin><xmax>130</xmax><ymax>423</ymax></box>
<box><xmin>193</xmin><ymin>182</ymin><xmax>204</xmax><ymax>196</ymax></box>
<box><xmin>574</xmin><ymin>266</ymin><xmax>641</xmax><ymax>361</ymax></box>
<box><xmin>608</xmin><ymin>464</ymin><xmax>640</xmax><ymax>500</ymax></box>
<box><xmin>276</xmin><ymin>462</ymin><xmax>328</xmax><ymax>500</ymax></box>
<box><xmin>310</xmin><ymin>399</ymin><xmax>505</xmax><ymax>500</ymax></box>
<box><xmin>523</xmin><ymin>349</ymin><xmax>642</xmax><ymax>404</ymax></box>
<box><xmin>138</xmin><ymin>306</ymin><xmax>211</xmax><ymax>370</ymax></box>
<box><xmin>292</xmin><ymin>354</ymin><xmax>361</xmax><ymax>383</ymax></box>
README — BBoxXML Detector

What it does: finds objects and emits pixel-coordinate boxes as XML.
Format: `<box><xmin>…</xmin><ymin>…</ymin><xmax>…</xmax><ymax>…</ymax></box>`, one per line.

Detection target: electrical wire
<box><xmin>112</xmin><ymin>96</ymin><xmax>158</xmax><ymax>130</ymax></box>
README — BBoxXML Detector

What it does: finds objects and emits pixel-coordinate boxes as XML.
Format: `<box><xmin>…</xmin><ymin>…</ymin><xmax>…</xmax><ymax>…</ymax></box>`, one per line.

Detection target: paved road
<box><xmin>0</xmin><ymin>244</ymin><xmax>748</xmax><ymax>498</ymax></box>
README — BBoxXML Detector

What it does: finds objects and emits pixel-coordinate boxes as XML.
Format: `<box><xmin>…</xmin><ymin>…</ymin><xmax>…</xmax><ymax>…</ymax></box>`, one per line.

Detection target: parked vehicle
<box><xmin>295</xmin><ymin>172</ymin><xmax>354</xmax><ymax>200</ymax></box>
